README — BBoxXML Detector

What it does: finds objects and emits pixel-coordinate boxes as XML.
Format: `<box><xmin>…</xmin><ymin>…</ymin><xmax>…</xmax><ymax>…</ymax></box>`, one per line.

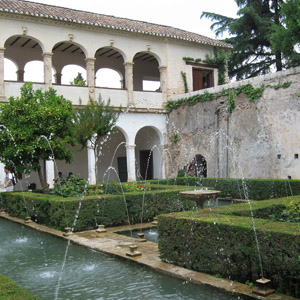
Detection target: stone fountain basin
<box><xmin>180</xmin><ymin>190</ymin><xmax>221</xmax><ymax>208</ymax></box>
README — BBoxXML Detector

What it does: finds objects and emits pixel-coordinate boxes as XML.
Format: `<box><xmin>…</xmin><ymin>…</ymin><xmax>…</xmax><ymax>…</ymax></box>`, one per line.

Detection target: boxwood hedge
<box><xmin>149</xmin><ymin>177</ymin><xmax>300</xmax><ymax>200</ymax></box>
<box><xmin>158</xmin><ymin>196</ymin><xmax>300</xmax><ymax>297</ymax></box>
<box><xmin>0</xmin><ymin>185</ymin><xmax>196</xmax><ymax>231</ymax></box>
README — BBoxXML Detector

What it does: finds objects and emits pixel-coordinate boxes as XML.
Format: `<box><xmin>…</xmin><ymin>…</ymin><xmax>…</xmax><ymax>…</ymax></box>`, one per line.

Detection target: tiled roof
<box><xmin>0</xmin><ymin>0</ymin><xmax>232</xmax><ymax>49</ymax></box>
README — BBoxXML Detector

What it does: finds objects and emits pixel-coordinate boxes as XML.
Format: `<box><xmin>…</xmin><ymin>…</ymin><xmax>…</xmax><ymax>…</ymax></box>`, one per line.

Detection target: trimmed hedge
<box><xmin>0</xmin><ymin>274</ymin><xmax>39</xmax><ymax>300</ymax></box>
<box><xmin>149</xmin><ymin>177</ymin><xmax>300</xmax><ymax>200</ymax></box>
<box><xmin>0</xmin><ymin>185</ymin><xmax>196</xmax><ymax>231</ymax></box>
<box><xmin>158</xmin><ymin>196</ymin><xmax>300</xmax><ymax>297</ymax></box>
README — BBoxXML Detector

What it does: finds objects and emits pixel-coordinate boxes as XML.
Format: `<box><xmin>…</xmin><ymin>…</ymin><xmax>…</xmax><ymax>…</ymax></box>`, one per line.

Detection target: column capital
<box><xmin>42</xmin><ymin>52</ymin><xmax>53</xmax><ymax>57</ymax></box>
<box><xmin>123</xmin><ymin>61</ymin><xmax>134</xmax><ymax>67</ymax></box>
<box><xmin>158</xmin><ymin>65</ymin><xmax>167</xmax><ymax>71</ymax></box>
<box><xmin>85</xmin><ymin>57</ymin><xmax>96</xmax><ymax>63</ymax></box>
<box><xmin>0</xmin><ymin>47</ymin><xmax>5</xmax><ymax>53</ymax></box>
<box><xmin>126</xmin><ymin>144</ymin><xmax>136</xmax><ymax>149</ymax></box>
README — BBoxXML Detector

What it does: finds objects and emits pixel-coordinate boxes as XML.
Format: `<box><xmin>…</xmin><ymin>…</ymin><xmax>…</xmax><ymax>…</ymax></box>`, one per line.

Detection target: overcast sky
<box><xmin>28</xmin><ymin>0</ymin><xmax>238</xmax><ymax>39</ymax></box>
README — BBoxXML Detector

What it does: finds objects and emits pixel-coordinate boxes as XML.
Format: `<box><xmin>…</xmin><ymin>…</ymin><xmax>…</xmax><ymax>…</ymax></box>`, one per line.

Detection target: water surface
<box><xmin>0</xmin><ymin>218</ymin><xmax>243</xmax><ymax>300</ymax></box>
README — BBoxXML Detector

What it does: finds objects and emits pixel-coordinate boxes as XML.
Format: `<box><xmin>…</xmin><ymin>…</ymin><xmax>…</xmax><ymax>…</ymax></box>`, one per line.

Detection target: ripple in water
<box><xmin>40</xmin><ymin>271</ymin><xmax>56</xmax><ymax>279</ymax></box>
<box><xmin>83</xmin><ymin>264</ymin><xmax>96</xmax><ymax>272</ymax></box>
<box><xmin>15</xmin><ymin>237</ymin><xmax>28</xmax><ymax>243</ymax></box>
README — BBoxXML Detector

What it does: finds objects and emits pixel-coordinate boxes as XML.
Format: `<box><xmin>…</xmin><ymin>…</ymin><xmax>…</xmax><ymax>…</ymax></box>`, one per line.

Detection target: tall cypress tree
<box><xmin>201</xmin><ymin>0</ymin><xmax>284</xmax><ymax>80</ymax></box>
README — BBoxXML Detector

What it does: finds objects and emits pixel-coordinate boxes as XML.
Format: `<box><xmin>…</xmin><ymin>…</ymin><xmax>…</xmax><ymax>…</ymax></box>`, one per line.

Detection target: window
<box><xmin>192</xmin><ymin>69</ymin><xmax>214</xmax><ymax>91</ymax></box>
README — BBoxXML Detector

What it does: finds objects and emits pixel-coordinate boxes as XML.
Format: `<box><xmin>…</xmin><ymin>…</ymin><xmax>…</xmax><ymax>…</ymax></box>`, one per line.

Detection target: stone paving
<box><xmin>1</xmin><ymin>211</ymin><xmax>298</xmax><ymax>300</ymax></box>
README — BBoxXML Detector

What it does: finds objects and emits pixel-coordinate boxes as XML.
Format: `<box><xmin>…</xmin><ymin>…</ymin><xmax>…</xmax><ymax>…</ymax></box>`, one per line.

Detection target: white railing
<box><xmin>94</xmin><ymin>87</ymin><xmax>128</xmax><ymax>107</ymax></box>
<box><xmin>4</xmin><ymin>81</ymin><xmax>164</xmax><ymax>109</ymax></box>
<box><xmin>134</xmin><ymin>91</ymin><xmax>163</xmax><ymax>109</ymax></box>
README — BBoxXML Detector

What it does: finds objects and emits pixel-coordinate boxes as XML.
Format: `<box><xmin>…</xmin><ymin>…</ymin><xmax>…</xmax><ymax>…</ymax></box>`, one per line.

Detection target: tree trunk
<box><xmin>37</xmin><ymin>165</ymin><xmax>47</xmax><ymax>191</ymax></box>
<box><xmin>274</xmin><ymin>0</ymin><xmax>283</xmax><ymax>71</ymax></box>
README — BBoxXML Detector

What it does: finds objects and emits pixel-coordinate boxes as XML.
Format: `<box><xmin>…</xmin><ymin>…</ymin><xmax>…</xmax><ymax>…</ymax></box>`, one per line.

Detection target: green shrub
<box><xmin>0</xmin><ymin>185</ymin><xmax>196</xmax><ymax>231</ymax></box>
<box><xmin>158</xmin><ymin>196</ymin><xmax>300</xmax><ymax>297</ymax></box>
<box><xmin>0</xmin><ymin>274</ymin><xmax>40</xmax><ymax>300</ymax></box>
<box><xmin>148</xmin><ymin>177</ymin><xmax>300</xmax><ymax>200</ymax></box>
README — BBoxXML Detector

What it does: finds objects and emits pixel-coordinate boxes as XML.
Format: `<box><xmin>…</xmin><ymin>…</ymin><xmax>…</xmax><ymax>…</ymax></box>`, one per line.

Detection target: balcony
<box><xmin>4</xmin><ymin>81</ymin><xmax>164</xmax><ymax>109</ymax></box>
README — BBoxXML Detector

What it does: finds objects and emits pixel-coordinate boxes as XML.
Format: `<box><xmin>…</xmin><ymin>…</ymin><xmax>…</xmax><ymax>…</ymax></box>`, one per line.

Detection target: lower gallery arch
<box><xmin>97</xmin><ymin>128</ymin><xmax>127</xmax><ymax>183</ymax></box>
<box><xmin>135</xmin><ymin>126</ymin><xmax>163</xmax><ymax>180</ymax></box>
<box><xmin>56</xmin><ymin>128</ymin><xmax>126</xmax><ymax>183</ymax></box>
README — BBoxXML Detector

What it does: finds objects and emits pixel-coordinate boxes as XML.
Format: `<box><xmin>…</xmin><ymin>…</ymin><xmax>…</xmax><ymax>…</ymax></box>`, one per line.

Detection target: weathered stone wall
<box><xmin>167</xmin><ymin>67</ymin><xmax>300</xmax><ymax>180</ymax></box>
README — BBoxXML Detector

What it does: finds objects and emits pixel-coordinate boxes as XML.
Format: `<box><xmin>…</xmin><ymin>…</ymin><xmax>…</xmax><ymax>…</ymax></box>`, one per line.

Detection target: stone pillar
<box><xmin>126</xmin><ymin>144</ymin><xmax>136</xmax><ymax>182</ymax></box>
<box><xmin>0</xmin><ymin>47</ymin><xmax>6</xmax><ymax>101</ymax></box>
<box><xmin>45</xmin><ymin>159</ymin><xmax>55</xmax><ymax>189</ymax></box>
<box><xmin>54</xmin><ymin>72</ymin><xmax>62</xmax><ymax>85</ymax></box>
<box><xmin>85</xmin><ymin>57</ymin><xmax>96</xmax><ymax>101</ymax></box>
<box><xmin>87</xmin><ymin>140</ymin><xmax>96</xmax><ymax>185</ymax></box>
<box><xmin>124</xmin><ymin>62</ymin><xmax>134</xmax><ymax>106</ymax></box>
<box><xmin>16</xmin><ymin>69</ymin><xmax>25</xmax><ymax>82</ymax></box>
<box><xmin>43</xmin><ymin>52</ymin><xmax>54</xmax><ymax>188</ymax></box>
<box><xmin>160</xmin><ymin>144</ymin><xmax>166</xmax><ymax>179</ymax></box>
<box><xmin>42</xmin><ymin>52</ymin><xmax>53</xmax><ymax>90</ymax></box>
<box><xmin>158</xmin><ymin>65</ymin><xmax>167</xmax><ymax>105</ymax></box>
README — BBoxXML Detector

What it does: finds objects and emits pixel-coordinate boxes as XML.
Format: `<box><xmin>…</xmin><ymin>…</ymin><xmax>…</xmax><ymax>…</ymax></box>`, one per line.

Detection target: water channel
<box><xmin>0</xmin><ymin>218</ymin><xmax>243</xmax><ymax>300</ymax></box>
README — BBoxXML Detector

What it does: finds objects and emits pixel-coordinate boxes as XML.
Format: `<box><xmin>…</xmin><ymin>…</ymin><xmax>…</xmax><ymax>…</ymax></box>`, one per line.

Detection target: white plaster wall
<box><xmin>5</xmin><ymin>81</ymin><xmax>45</xmax><ymax>98</ymax></box>
<box><xmin>95</xmin><ymin>88</ymin><xmax>127</xmax><ymax>107</ymax></box>
<box><xmin>54</xmin><ymin>84</ymin><xmax>89</xmax><ymax>104</ymax></box>
<box><xmin>165</xmin><ymin>42</ymin><xmax>219</xmax><ymax>96</ymax></box>
<box><xmin>117</xmin><ymin>112</ymin><xmax>167</xmax><ymax>145</ymax></box>
<box><xmin>134</xmin><ymin>91</ymin><xmax>163</xmax><ymax>109</ymax></box>
<box><xmin>56</xmin><ymin>145</ymin><xmax>88</xmax><ymax>180</ymax></box>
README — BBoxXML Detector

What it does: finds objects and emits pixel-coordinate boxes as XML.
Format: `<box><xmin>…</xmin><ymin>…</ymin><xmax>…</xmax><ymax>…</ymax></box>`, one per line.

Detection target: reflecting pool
<box><xmin>0</xmin><ymin>218</ymin><xmax>243</xmax><ymax>300</ymax></box>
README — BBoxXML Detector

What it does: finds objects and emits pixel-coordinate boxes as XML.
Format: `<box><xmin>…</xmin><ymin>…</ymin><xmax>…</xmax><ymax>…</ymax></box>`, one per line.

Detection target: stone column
<box><xmin>85</xmin><ymin>57</ymin><xmax>96</xmax><ymax>101</ymax></box>
<box><xmin>0</xmin><ymin>47</ymin><xmax>6</xmax><ymax>101</ymax></box>
<box><xmin>43</xmin><ymin>52</ymin><xmax>54</xmax><ymax>188</ymax></box>
<box><xmin>42</xmin><ymin>52</ymin><xmax>53</xmax><ymax>90</ymax></box>
<box><xmin>160</xmin><ymin>144</ymin><xmax>167</xmax><ymax>179</ymax></box>
<box><xmin>54</xmin><ymin>72</ymin><xmax>62</xmax><ymax>85</ymax></box>
<box><xmin>16</xmin><ymin>69</ymin><xmax>25</xmax><ymax>82</ymax></box>
<box><xmin>87</xmin><ymin>140</ymin><xmax>96</xmax><ymax>185</ymax></box>
<box><xmin>124</xmin><ymin>62</ymin><xmax>134</xmax><ymax>106</ymax></box>
<box><xmin>158</xmin><ymin>65</ymin><xmax>167</xmax><ymax>105</ymax></box>
<box><xmin>45</xmin><ymin>160</ymin><xmax>55</xmax><ymax>189</ymax></box>
<box><xmin>126</xmin><ymin>144</ymin><xmax>136</xmax><ymax>182</ymax></box>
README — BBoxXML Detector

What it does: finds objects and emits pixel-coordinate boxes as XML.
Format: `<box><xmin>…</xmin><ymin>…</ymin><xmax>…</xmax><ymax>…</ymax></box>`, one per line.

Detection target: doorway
<box><xmin>193</xmin><ymin>69</ymin><xmax>213</xmax><ymax>91</ymax></box>
<box><xmin>117</xmin><ymin>157</ymin><xmax>128</xmax><ymax>182</ymax></box>
<box><xmin>195</xmin><ymin>154</ymin><xmax>207</xmax><ymax>177</ymax></box>
<box><xmin>139</xmin><ymin>150</ymin><xmax>153</xmax><ymax>180</ymax></box>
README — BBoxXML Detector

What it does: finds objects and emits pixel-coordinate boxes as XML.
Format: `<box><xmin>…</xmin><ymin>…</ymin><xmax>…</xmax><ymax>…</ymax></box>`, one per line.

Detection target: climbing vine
<box><xmin>165</xmin><ymin>81</ymin><xmax>292</xmax><ymax>112</ymax></box>
<box><xmin>181</xmin><ymin>71</ymin><xmax>189</xmax><ymax>93</ymax></box>
<box><xmin>203</xmin><ymin>48</ymin><xmax>229</xmax><ymax>85</ymax></box>
<box><xmin>182</xmin><ymin>48</ymin><xmax>229</xmax><ymax>86</ymax></box>
<box><xmin>227</xmin><ymin>90</ymin><xmax>235</xmax><ymax>114</ymax></box>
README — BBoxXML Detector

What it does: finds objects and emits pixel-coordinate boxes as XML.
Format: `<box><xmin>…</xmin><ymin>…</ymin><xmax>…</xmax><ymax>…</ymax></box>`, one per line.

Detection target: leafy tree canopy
<box><xmin>75</xmin><ymin>95</ymin><xmax>120</xmax><ymax>185</ymax></box>
<box><xmin>201</xmin><ymin>0</ymin><xmax>289</xmax><ymax>80</ymax></box>
<box><xmin>0</xmin><ymin>82</ymin><xmax>76</xmax><ymax>186</ymax></box>
<box><xmin>271</xmin><ymin>0</ymin><xmax>300</xmax><ymax>67</ymax></box>
<box><xmin>70</xmin><ymin>72</ymin><xmax>86</xmax><ymax>86</ymax></box>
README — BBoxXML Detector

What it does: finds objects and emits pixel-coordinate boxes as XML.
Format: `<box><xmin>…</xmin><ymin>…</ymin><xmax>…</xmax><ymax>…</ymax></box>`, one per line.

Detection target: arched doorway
<box><xmin>135</xmin><ymin>126</ymin><xmax>162</xmax><ymax>180</ymax></box>
<box><xmin>195</xmin><ymin>154</ymin><xmax>207</xmax><ymax>177</ymax></box>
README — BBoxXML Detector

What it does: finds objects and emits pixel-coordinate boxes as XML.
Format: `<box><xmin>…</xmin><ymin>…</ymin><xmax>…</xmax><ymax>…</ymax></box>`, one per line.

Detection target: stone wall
<box><xmin>166</xmin><ymin>66</ymin><xmax>300</xmax><ymax>180</ymax></box>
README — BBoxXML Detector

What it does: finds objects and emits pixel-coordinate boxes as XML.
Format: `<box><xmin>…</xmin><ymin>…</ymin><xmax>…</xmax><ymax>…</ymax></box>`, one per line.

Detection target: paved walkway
<box><xmin>1</xmin><ymin>211</ymin><xmax>298</xmax><ymax>300</ymax></box>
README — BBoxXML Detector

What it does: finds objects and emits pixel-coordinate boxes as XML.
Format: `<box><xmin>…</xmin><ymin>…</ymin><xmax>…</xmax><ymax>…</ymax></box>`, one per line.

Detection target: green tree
<box><xmin>201</xmin><ymin>0</ymin><xmax>285</xmax><ymax>80</ymax></box>
<box><xmin>271</xmin><ymin>0</ymin><xmax>300</xmax><ymax>67</ymax></box>
<box><xmin>70</xmin><ymin>72</ymin><xmax>86</xmax><ymax>86</ymax></box>
<box><xmin>75</xmin><ymin>95</ymin><xmax>120</xmax><ymax>186</ymax></box>
<box><xmin>0</xmin><ymin>82</ymin><xmax>76</xmax><ymax>188</ymax></box>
